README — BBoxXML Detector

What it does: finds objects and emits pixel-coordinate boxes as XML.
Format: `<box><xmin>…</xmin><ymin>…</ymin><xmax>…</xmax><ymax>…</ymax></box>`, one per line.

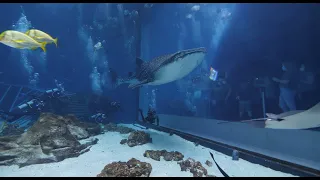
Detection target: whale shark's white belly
<box><xmin>148</xmin><ymin>53</ymin><xmax>205</xmax><ymax>86</ymax></box>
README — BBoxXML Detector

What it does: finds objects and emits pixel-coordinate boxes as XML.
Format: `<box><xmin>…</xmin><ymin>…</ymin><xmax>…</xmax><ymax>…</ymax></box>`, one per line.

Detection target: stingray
<box><xmin>218</xmin><ymin>102</ymin><xmax>320</xmax><ymax>130</ymax></box>
<box><xmin>117</xmin><ymin>47</ymin><xmax>207</xmax><ymax>89</ymax></box>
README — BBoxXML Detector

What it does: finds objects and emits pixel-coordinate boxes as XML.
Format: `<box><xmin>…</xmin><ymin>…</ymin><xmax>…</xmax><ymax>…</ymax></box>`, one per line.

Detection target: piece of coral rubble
<box><xmin>143</xmin><ymin>150</ymin><xmax>184</xmax><ymax>161</ymax></box>
<box><xmin>97</xmin><ymin>158</ymin><xmax>152</xmax><ymax>177</ymax></box>
<box><xmin>178</xmin><ymin>158</ymin><xmax>214</xmax><ymax>177</ymax></box>
<box><xmin>120</xmin><ymin>131</ymin><xmax>152</xmax><ymax>147</ymax></box>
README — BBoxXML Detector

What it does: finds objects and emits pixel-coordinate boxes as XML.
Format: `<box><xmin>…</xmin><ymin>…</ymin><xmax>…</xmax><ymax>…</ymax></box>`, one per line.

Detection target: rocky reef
<box><xmin>103</xmin><ymin>123</ymin><xmax>134</xmax><ymax>134</ymax></box>
<box><xmin>178</xmin><ymin>158</ymin><xmax>215</xmax><ymax>177</ymax></box>
<box><xmin>97</xmin><ymin>158</ymin><xmax>152</xmax><ymax>177</ymax></box>
<box><xmin>143</xmin><ymin>150</ymin><xmax>184</xmax><ymax>161</ymax></box>
<box><xmin>120</xmin><ymin>131</ymin><xmax>152</xmax><ymax>147</ymax></box>
<box><xmin>0</xmin><ymin>121</ymin><xmax>25</xmax><ymax>136</ymax></box>
<box><xmin>0</xmin><ymin>113</ymin><xmax>102</xmax><ymax>167</ymax></box>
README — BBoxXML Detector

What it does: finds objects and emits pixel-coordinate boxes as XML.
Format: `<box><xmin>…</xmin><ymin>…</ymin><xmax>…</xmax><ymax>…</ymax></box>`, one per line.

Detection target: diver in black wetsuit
<box><xmin>88</xmin><ymin>95</ymin><xmax>122</xmax><ymax>123</ymax></box>
<box><xmin>138</xmin><ymin>106</ymin><xmax>159</xmax><ymax>126</ymax></box>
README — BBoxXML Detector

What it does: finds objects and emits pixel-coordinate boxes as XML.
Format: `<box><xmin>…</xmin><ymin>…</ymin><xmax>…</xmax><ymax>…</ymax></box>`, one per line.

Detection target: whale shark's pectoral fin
<box><xmin>128</xmin><ymin>79</ymin><xmax>149</xmax><ymax>89</ymax></box>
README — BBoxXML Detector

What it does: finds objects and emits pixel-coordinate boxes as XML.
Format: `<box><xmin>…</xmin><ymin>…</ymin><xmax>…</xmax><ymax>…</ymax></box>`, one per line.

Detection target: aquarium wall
<box><xmin>157</xmin><ymin>114</ymin><xmax>320</xmax><ymax>171</ymax></box>
<box><xmin>0</xmin><ymin>3</ymin><xmax>319</xmax><ymax>176</ymax></box>
<box><xmin>138</xmin><ymin>3</ymin><xmax>320</xmax><ymax>171</ymax></box>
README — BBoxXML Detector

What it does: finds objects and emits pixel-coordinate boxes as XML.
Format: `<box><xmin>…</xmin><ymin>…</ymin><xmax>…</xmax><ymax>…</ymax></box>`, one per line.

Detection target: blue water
<box><xmin>0</xmin><ymin>3</ymin><xmax>319</xmax><ymax>123</ymax></box>
<box><xmin>0</xmin><ymin>3</ymin><xmax>320</xmax><ymax>177</ymax></box>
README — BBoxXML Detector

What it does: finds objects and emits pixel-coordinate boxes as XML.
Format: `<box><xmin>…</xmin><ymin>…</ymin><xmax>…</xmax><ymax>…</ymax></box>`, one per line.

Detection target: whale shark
<box><xmin>117</xmin><ymin>47</ymin><xmax>207</xmax><ymax>89</ymax></box>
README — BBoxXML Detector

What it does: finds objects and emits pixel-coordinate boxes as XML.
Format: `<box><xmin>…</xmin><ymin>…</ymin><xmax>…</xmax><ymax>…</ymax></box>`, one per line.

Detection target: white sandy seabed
<box><xmin>0</xmin><ymin>124</ymin><xmax>298</xmax><ymax>177</ymax></box>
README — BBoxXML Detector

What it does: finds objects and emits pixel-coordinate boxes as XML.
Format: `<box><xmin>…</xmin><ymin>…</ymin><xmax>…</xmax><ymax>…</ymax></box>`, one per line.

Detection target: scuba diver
<box><xmin>0</xmin><ymin>87</ymin><xmax>70</xmax><ymax>123</ymax></box>
<box><xmin>88</xmin><ymin>94</ymin><xmax>122</xmax><ymax>123</ymax></box>
<box><xmin>90</xmin><ymin>113</ymin><xmax>107</xmax><ymax>123</ymax></box>
<box><xmin>54</xmin><ymin>79</ymin><xmax>65</xmax><ymax>93</ymax></box>
<box><xmin>138</xmin><ymin>106</ymin><xmax>159</xmax><ymax>126</ymax></box>
<box><xmin>0</xmin><ymin>98</ymin><xmax>45</xmax><ymax>122</ymax></box>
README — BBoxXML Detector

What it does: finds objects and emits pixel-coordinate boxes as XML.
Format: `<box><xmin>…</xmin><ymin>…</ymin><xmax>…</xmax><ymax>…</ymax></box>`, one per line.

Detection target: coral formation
<box><xmin>97</xmin><ymin>158</ymin><xmax>152</xmax><ymax>177</ymax></box>
<box><xmin>120</xmin><ymin>139</ymin><xmax>127</xmax><ymax>144</ymax></box>
<box><xmin>0</xmin><ymin>113</ymin><xmax>101</xmax><ymax>167</ymax></box>
<box><xmin>178</xmin><ymin>158</ymin><xmax>215</xmax><ymax>177</ymax></box>
<box><xmin>143</xmin><ymin>150</ymin><xmax>184</xmax><ymax>161</ymax></box>
<box><xmin>120</xmin><ymin>131</ymin><xmax>152</xmax><ymax>147</ymax></box>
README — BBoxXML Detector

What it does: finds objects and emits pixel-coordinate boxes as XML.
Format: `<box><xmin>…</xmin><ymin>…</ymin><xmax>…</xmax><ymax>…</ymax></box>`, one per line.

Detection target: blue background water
<box><xmin>0</xmin><ymin>3</ymin><xmax>319</xmax><ymax>123</ymax></box>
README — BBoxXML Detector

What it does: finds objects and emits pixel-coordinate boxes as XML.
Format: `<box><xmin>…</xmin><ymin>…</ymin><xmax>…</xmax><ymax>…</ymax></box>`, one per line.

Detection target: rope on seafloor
<box><xmin>209</xmin><ymin>152</ymin><xmax>230</xmax><ymax>177</ymax></box>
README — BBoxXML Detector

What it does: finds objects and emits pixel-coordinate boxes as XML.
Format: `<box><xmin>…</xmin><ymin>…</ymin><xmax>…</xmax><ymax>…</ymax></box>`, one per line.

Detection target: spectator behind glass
<box><xmin>272</xmin><ymin>62</ymin><xmax>299</xmax><ymax>112</ymax></box>
<box><xmin>297</xmin><ymin>63</ymin><xmax>316</xmax><ymax>109</ymax></box>
<box><xmin>210</xmin><ymin>74</ymin><xmax>232</xmax><ymax>119</ymax></box>
<box><xmin>236</xmin><ymin>81</ymin><xmax>254</xmax><ymax>119</ymax></box>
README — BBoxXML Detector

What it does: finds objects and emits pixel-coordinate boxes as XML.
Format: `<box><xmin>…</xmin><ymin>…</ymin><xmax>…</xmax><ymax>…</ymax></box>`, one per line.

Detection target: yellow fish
<box><xmin>25</xmin><ymin>29</ymin><xmax>58</xmax><ymax>47</ymax></box>
<box><xmin>0</xmin><ymin>30</ymin><xmax>47</xmax><ymax>52</ymax></box>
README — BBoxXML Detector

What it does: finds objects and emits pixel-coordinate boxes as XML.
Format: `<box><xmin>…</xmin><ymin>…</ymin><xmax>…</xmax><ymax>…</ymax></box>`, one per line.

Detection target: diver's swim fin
<box><xmin>209</xmin><ymin>152</ymin><xmax>229</xmax><ymax>177</ymax></box>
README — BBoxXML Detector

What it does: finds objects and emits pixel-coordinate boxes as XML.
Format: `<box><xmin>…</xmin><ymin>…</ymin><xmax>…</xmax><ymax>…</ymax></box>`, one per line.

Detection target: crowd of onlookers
<box><xmin>208</xmin><ymin>61</ymin><xmax>318</xmax><ymax>120</ymax></box>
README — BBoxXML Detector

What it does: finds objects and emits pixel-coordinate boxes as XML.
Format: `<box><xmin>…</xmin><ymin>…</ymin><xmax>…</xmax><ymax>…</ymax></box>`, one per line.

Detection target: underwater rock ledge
<box><xmin>0</xmin><ymin>122</ymin><xmax>25</xmax><ymax>136</ymax></box>
<box><xmin>0</xmin><ymin>113</ymin><xmax>102</xmax><ymax>167</ymax></box>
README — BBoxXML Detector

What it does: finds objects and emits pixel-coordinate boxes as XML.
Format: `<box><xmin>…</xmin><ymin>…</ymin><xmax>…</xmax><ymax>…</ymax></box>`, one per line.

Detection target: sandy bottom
<box><xmin>0</xmin><ymin>124</ymin><xmax>297</xmax><ymax>177</ymax></box>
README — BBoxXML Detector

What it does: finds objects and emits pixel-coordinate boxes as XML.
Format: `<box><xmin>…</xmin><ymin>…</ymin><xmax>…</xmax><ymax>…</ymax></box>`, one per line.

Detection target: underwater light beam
<box><xmin>208</xmin><ymin>4</ymin><xmax>236</xmax><ymax>63</ymax></box>
<box><xmin>90</xmin><ymin>67</ymin><xmax>103</xmax><ymax>96</ymax></box>
<box><xmin>117</xmin><ymin>4</ymin><xmax>127</xmax><ymax>44</ymax></box>
<box><xmin>11</xmin><ymin>10</ymin><xmax>35</xmax><ymax>85</ymax></box>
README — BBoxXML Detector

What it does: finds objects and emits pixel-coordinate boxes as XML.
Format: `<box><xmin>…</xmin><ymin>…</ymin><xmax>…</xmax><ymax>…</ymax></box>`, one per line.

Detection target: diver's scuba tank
<box><xmin>45</xmin><ymin>88</ymin><xmax>61</xmax><ymax>98</ymax></box>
